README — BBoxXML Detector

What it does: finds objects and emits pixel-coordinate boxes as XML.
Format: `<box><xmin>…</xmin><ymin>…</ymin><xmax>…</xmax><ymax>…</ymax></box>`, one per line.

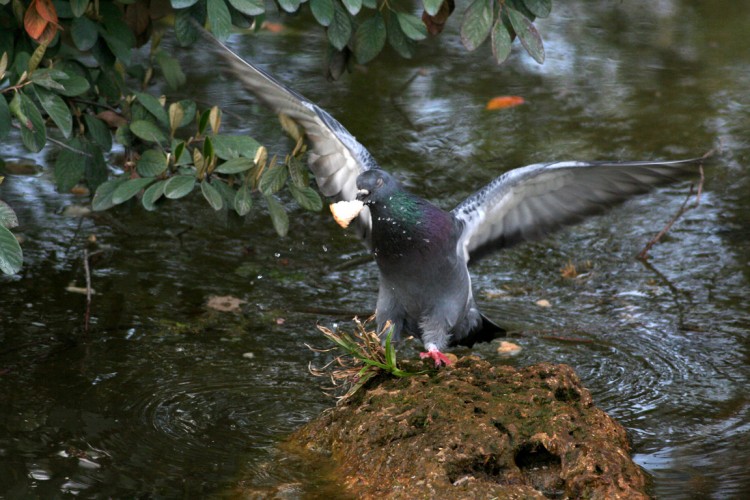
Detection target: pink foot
<box><xmin>419</xmin><ymin>350</ymin><xmax>453</xmax><ymax>367</ymax></box>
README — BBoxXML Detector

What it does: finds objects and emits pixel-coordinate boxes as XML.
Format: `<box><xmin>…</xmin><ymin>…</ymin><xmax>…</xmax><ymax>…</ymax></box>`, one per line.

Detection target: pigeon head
<box><xmin>356</xmin><ymin>170</ymin><xmax>400</xmax><ymax>206</ymax></box>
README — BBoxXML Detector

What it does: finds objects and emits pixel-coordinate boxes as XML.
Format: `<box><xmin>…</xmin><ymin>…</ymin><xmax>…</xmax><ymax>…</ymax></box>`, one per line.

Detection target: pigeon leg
<box><xmin>419</xmin><ymin>346</ymin><xmax>453</xmax><ymax>367</ymax></box>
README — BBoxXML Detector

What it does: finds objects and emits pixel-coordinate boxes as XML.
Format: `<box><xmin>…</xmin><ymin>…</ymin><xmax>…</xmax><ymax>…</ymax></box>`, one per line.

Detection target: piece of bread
<box><xmin>330</xmin><ymin>200</ymin><xmax>364</xmax><ymax>228</ymax></box>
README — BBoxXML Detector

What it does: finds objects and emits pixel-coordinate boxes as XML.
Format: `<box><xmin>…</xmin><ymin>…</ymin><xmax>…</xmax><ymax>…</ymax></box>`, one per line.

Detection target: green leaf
<box><xmin>56</xmin><ymin>72</ymin><xmax>90</xmax><ymax>97</ymax></box>
<box><xmin>135</xmin><ymin>92</ymin><xmax>169</xmax><ymax>126</ymax></box>
<box><xmin>175</xmin><ymin>8</ymin><xmax>201</xmax><ymax>46</ymax></box>
<box><xmin>265</xmin><ymin>195</ymin><xmax>289</xmax><ymax>237</ymax></box>
<box><xmin>491</xmin><ymin>15</ymin><xmax>512</xmax><ymax>64</ymax></box>
<box><xmin>212</xmin><ymin>134</ymin><xmax>260</xmax><ymax>159</ymax></box>
<box><xmin>396</xmin><ymin>12</ymin><xmax>427</xmax><ymax>41</ymax></box>
<box><xmin>287</xmin><ymin>155</ymin><xmax>309</xmax><ymax>188</ymax></box>
<box><xmin>112</xmin><ymin>178</ymin><xmax>156</xmax><ymax>205</ymax></box>
<box><xmin>176</xmin><ymin>100</ymin><xmax>197</xmax><ymax>128</ymax></box>
<box><xmin>227</xmin><ymin>0</ymin><xmax>265</xmax><ymax>16</ymax></box>
<box><xmin>207</xmin><ymin>0</ymin><xmax>232</xmax><ymax>40</ymax></box>
<box><xmin>164</xmin><ymin>175</ymin><xmax>196</xmax><ymax>199</ymax></box>
<box><xmin>277</xmin><ymin>0</ymin><xmax>302</xmax><ymax>13</ymax></box>
<box><xmin>234</xmin><ymin>183</ymin><xmax>253</xmax><ymax>216</ymax></box>
<box><xmin>84</xmin><ymin>114</ymin><xmax>112</xmax><ymax>151</ymax></box>
<box><xmin>461</xmin><ymin>0</ymin><xmax>493</xmax><ymax>51</ymax></box>
<box><xmin>71</xmin><ymin>16</ymin><xmax>98</xmax><ymax>50</ymax></box>
<box><xmin>130</xmin><ymin>119</ymin><xmax>168</xmax><ymax>143</ymax></box>
<box><xmin>215</xmin><ymin>157</ymin><xmax>254</xmax><ymax>174</ymax></box>
<box><xmin>200</xmin><ymin>179</ymin><xmax>224</xmax><ymax>210</ymax></box>
<box><xmin>341</xmin><ymin>0</ymin><xmax>362</xmax><ymax>15</ymax></box>
<box><xmin>259</xmin><ymin>162</ymin><xmax>288</xmax><ymax>195</ymax></box>
<box><xmin>14</xmin><ymin>93</ymin><xmax>46</xmax><ymax>153</ymax></box>
<box><xmin>34</xmin><ymin>86</ymin><xmax>72</xmax><ymax>139</ymax></box>
<box><xmin>354</xmin><ymin>14</ymin><xmax>386</xmax><ymax>64</ymax></box>
<box><xmin>0</xmin><ymin>95</ymin><xmax>10</xmax><ymax>140</ymax></box>
<box><xmin>386</xmin><ymin>11</ymin><xmax>415</xmax><ymax>59</ymax></box>
<box><xmin>422</xmin><ymin>0</ymin><xmax>442</xmax><ymax>17</ymax></box>
<box><xmin>155</xmin><ymin>51</ymin><xmax>187</xmax><ymax>90</ymax></box>
<box><xmin>210</xmin><ymin>178</ymin><xmax>237</xmax><ymax>207</ymax></box>
<box><xmin>55</xmin><ymin>141</ymin><xmax>86</xmax><ymax>192</ymax></box>
<box><xmin>83</xmin><ymin>141</ymin><xmax>108</xmax><ymax>191</ymax></box>
<box><xmin>198</xmin><ymin>108</ymin><xmax>211</xmax><ymax>136</ymax></box>
<box><xmin>137</xmin><ymin>149</ymin><xmax>168</xmax><ymax>177</ymax></box>
<box><xmin>522</xmin><ymin>0</ymin><xmax>551</xmax><ymax>18</ymax></box>
<box><xmin>92</xmin><ymin>177</ymin><xmax>129</xmax><ymax>211</ymax></box>
<box><xmin>171</xmin><ymin>0</ymin><xmax>200</xmax><ymax>7</ymax></box>
<box><xmin>30</xmin><ymin>69</ymin><xmax>66</xmax><ymax>91</ymax></box>
<box><xmin>289</xmin><ymin>184</ymin><xmax>323</xmax><ymax>211</ymax></box>
<box><xmin>71</xmin><ymin>0</ymin><xmax>90</xmax><ymax>17</ymax></box>
<box><xmin>328</xmin><ymin>3</ymin><xmax>353</xmax><ymax>51</ymax></box>
<box><xmin>507</xmin><ymin>6</ymin><xmax>544</xmax><ymax>63</ymax></box>
<box><xmin>310</xmin><ymin>0</ymin><xmax>334</xmax><ymax>26</ymax></box>
<box><xmin>0</xmin><ymin>200</ymin><xmax>19</xmax><ymax>229</ymax></box>
<box><xmin>142</xmin><ymin>180</ymin><xmax>167</xmax><ymax>211</ymax></box>
<box><xmin>0</xmin><ymin>225</ymin><xmax>23</xmax><ymax>275</ymax></box>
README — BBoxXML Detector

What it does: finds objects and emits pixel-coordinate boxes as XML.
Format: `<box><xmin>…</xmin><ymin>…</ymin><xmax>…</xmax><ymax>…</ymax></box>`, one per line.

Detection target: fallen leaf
<box><xmin>560</xmin><ymin>260</ymin><xmax>577</xmax><ymax>279</ymax></box>
<box><xmin>262</xmin><ymin>21</ymin><xmax>285</xmax><ymax>33</ymax></box>
<box><xmin>535</xmin><ymin>299</ymin><xmax>551</xmax><ymax>308</ymax></box>
<box><xmin>485</xmin><ymin>96</ymin><xmax>525</xmax><ymax>110</ymax></box>
<box><xmin>206</xmin><ymin>295</ymin><xmax>246</xmax><ymax>313</ymax></box>
<box><xmin>496</xmin><ymin>340</ymin><xmax>522</xmax><ymax>355</ymax></box>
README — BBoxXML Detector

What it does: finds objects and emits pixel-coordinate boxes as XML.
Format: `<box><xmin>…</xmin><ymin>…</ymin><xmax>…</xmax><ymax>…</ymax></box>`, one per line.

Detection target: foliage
<box><xmin>311</xmin><ymin>317</ymin><xmax>425</xmax><ymax>403</ymax></box>
<box><xmin>0</xmin><ymin>0</ymin><xmax>553</xmax><ymax>274</ymax></box>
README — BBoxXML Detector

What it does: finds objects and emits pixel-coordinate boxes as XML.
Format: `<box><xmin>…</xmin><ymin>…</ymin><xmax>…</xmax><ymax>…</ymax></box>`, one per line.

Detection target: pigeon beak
<box><xmin>356</xmin><ymin>189</ymin><xmax>370</xmax><ymax>202</ymax></box>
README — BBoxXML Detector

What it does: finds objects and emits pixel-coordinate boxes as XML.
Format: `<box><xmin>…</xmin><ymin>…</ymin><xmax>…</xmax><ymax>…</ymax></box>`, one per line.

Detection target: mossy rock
<box><xmin>287</xmin><ymin>357</ymin><xmax>648</xmax><ymax>499</ymax></box>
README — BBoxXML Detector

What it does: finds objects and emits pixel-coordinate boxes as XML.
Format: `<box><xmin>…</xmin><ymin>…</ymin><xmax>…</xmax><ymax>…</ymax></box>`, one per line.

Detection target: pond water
<box><xmin>2</xmin><ymin>0</ymin><xmax>749</xmax><ymax>497</ymax></box>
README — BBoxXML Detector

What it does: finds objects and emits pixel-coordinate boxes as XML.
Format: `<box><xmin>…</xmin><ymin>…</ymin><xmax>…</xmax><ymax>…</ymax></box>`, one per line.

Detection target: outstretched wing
<box><xmin>199</xmin><ymin>30</ymin><xmax>377</xmax><ymax>241</ymax></box>
<box><xmin>452</xmin><ymin>159</ymin><xmax>702</xmax><ymax>263</ymax></box>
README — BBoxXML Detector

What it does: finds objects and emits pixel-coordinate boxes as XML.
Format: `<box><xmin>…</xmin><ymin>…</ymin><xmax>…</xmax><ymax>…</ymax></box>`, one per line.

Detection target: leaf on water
<box><xmin>0</xmin><ymin>225</ymin><xmax>23</xmax><ymax>275</ymax></box>
<box><xmin>485</xmin><ymin>95</ymin><xmax>525</xmax><ymax>110</ymax></box>
<box><xmin>206</xmin><ymin>294</ymin><xmax>247</xmax><ymax>312</ymax></box>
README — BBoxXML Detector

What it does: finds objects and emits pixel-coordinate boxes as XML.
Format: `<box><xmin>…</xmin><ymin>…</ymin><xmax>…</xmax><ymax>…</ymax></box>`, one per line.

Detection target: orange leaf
<box><xmin>485</xmin><ymin>96</ymin><xmax>525</xmax><ymax>110</ymax></box>
<box><xmin>34</xmin><ymin>0</ymin><xmax>58</xmax><ymax>25</ymax></box>
<box><xmin>24</xmin><ymin>3</ymin><xmax>49</xmax><ymax>40</ymax></box>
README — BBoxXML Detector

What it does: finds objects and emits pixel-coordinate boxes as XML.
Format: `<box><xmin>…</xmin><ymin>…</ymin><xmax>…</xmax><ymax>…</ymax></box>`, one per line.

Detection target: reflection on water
<box><xmin>2</xmin><ymin>0</ymin><xmax>750</xmax><ymax>497</ymax></box>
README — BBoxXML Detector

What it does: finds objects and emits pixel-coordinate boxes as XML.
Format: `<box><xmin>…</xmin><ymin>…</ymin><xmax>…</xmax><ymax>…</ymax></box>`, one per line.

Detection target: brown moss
<box><xmin>288</xmin><ymin>358</ymin><xmax>649</xmax><ymax>499</ymax></box>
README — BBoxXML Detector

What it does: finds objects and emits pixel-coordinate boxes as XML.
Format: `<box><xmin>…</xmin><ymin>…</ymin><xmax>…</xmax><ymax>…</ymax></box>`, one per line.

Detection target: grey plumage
<box><xmin>198</xmin><ymin>31</ymin><xmax>702</xmax><ymax>364</ymax></box>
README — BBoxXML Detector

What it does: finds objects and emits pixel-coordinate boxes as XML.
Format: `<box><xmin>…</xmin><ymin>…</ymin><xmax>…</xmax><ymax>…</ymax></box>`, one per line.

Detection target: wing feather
<box><xmin>198</xmin><ymin>29</ymin><xmax>376</xmax><ymax>243</ymax></box>
<box><xmin>452</xmin><ymin>159</ymin><xmax>703</xmax><ymax>263</ymax></box>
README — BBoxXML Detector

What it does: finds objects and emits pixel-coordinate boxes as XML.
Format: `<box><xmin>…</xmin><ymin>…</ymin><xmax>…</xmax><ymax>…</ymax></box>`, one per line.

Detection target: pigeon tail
<box><xmin>457</xmin><ymin>314</ymin><xmax>507</xmax><ymax>347</ymax></box>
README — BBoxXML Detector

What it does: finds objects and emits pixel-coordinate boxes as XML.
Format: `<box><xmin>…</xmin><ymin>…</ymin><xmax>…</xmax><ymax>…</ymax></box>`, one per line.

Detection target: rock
<box><xmin>287</xmin><ymin>357</ymin><xmax>648</xmax><ymax>499</ymax></box>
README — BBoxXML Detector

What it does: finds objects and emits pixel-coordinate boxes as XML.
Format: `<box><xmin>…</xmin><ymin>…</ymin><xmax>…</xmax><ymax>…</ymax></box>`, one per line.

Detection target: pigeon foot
<box><xmin>420</xmin><ymin>350</ymin><xmax>453</xmax><ymax>367</ymax></box>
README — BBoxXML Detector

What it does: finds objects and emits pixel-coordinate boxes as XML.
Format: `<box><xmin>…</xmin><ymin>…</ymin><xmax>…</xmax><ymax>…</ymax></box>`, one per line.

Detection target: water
<box><xmin>2</xmin><ymin>0</ymin><xmax>749</xmax><ymax>497</ymax></box>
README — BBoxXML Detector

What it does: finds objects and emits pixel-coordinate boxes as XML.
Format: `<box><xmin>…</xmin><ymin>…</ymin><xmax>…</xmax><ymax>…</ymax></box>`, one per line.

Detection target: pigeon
<box><xmin>199</xmin><ymin>31</ymin><xmax>702</xmax><ymax>366</ymax></box>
